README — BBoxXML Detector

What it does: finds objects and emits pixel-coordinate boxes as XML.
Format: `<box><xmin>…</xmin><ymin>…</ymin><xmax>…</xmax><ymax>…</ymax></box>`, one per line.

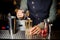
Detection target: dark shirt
<box><xmin>20</xmin><ymin>0</ymin><xmax>56</xmax><ymax>26</ymax></box>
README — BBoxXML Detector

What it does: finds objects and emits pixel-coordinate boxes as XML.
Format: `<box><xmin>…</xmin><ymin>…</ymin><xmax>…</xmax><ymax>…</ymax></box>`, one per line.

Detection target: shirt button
<box><xmin>33</xmin><ymin>6</ymin><xmax>35</xmax><ymax>9</ymax></box>
<box><xmin>32</xmin><ymin>1</ymin><xmax>34</xmax><ymax>4</ymax></box>
<box><xmin>36</xmin><ymin>14</ymin><xmax>38</xmax><ymax>17</ymax></box>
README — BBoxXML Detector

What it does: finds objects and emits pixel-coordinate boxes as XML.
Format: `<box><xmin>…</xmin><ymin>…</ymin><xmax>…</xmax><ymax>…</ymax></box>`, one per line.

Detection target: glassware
<box><xmin>40</xmin><ymin>19</ymin><xmax>49</xmax><ymax>38</ymax></box>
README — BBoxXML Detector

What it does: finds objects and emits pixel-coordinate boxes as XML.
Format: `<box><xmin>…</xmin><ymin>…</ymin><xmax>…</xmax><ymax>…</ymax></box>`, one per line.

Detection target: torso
<box><xmin>27</xmin><ymin>0</ymin><xmax>52</xmax><ymax>26</ymax></box>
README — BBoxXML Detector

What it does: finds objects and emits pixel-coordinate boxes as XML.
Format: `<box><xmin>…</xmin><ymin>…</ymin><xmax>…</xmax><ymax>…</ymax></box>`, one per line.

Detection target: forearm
<box><xmin>47</xmin><ymin>0</ymin><xmax>56</xmax><ymax>23</ymax></box>
<box><xmin>37</xmin><ymin>0</ymin><xmax>56</xmax><ymax>28</ymax></box>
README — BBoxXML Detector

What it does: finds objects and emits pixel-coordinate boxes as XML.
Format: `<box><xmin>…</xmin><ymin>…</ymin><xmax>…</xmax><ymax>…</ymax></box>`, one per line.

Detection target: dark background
<box><xmin>0</xmin><ymin>0</ymin><xmax>20</xmax><ymax>30</ymax></box>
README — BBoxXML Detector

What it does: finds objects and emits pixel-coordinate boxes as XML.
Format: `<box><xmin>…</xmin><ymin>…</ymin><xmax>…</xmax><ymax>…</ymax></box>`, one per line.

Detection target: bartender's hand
<box><xmin>29</xmin><ymin>25</ymin><xmax>41</xmax><ymax>35</ymax></box>
<box><xmin>29</xmin><ymin>22</ymin><xmax>48</xmax><ymax>37</ymax></box>
<box><xmin>29</xmin><ymin>22</ymin><xmax>46</xmax><ymax>35</ymax></box>
<box><xmin>16</xmin><ymin>10</ymin><xmax>24</xmax><ymax>19</ymax></box>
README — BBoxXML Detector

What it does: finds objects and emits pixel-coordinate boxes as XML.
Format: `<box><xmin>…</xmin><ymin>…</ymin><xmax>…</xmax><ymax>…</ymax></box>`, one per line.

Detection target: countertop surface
<box><xmin>0</xmin><ymin>30</ymin><xmax>50</xmax><ymax>39</ymax></box>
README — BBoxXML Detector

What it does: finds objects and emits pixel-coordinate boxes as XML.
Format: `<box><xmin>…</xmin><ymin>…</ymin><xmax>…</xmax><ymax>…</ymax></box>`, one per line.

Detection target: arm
<box><xmin>37</xmin><ymin>0</ymin><xmax>57</xmax><ymax>29</ymax></box>
<box><xmin>47</xmin><ymin>0</ymin><xmax>56</xmax><ymax>23</ymax></box>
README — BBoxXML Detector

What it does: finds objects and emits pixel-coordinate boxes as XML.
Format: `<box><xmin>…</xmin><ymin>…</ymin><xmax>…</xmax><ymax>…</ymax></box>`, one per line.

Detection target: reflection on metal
<box><xmin>17</xmin><ymin>20</ymin><xmax>25</xmax><ymax>31</ymax></box>
<box><xmin>13</xmin><ymin>17</ymin><xmax>16</xmax><ymax>34</ymax></box>
<box><xmin>48</xmin><ymin>24</ymin><xmax>53</xmax><ymax>39</ymax></box>
<box><xmin>8</xmin><ymin>13</ymin><xmax>17</xmax><ymax>39</ymax></box>
<box><xmin>10</xmin><ymin>29</ymin><xmax>13</xmax><ymax>39</ymax></box>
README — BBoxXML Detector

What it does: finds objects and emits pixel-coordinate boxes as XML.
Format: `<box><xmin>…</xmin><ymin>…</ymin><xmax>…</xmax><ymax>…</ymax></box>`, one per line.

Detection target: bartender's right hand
<box><xmin>16</xmin><ymin>10</ymin><xmax>24</xmax><ymax>19</ymax></box>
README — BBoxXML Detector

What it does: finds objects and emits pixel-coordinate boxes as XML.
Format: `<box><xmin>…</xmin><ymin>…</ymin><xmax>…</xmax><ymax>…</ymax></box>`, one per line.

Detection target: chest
<box><xmin>27</xmin><ymin>0</ymin><xmax>51</xmax><ymax>10</ymax></box>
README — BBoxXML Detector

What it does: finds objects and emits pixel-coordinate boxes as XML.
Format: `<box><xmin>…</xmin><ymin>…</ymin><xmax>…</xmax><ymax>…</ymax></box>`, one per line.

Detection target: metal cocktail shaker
<box><xmin>8</xmin><ymin>13</ymin><xmax>17</xmax><ymax>34</ymax></box>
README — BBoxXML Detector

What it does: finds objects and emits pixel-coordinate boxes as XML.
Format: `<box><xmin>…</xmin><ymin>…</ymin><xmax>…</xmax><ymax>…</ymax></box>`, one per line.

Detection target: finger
<box><xmin>31</xmin><ymin>27</ymin><xmax>40</xmax><ymax>35</ymax></box>
<box><xmin>31</xmin><ymin>27</ymin><xmax>38</xmax><ymax>34</ymax></box>
<box><xmin>30</xmin><ymin>26</ymin><xmax>37</xmax><ymax>35</ymax></box>
<box><xmin>30</xmin><ymin>26</ymin><xmax>37</xmax><ymax>32</ymax></box>
<box><xmin>33</xmin><ymin>29</ymin><xmax>39</xmax><ymax>35</ymax></box>
<box><xmin>33</xmin><ymin>27</ymin><xmax>41</xmax><ymax>35</ymax></box>
<box><xmin>37</xmin><ymin>29</ymin><xmax>41</xmax><ymax>35</ymax></box>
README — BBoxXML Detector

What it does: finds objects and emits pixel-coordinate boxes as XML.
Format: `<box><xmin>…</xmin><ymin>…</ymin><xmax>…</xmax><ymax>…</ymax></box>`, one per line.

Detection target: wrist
<box><xmin>47</xmin><ymin>19</ymin><xmax>50</xmax><ymax>23</ymax></box>
<box><xmin>37</xmin><ymin>22</ymin><xmax>45</xmax><ymax>29</ymax></box>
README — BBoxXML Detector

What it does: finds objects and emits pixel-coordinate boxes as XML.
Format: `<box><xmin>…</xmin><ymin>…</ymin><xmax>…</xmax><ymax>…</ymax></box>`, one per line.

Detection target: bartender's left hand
<box><xmin>29</xmin><ymin>25</ymin><xmax>41</xmax><ymax>35</ymax></box>
<box><xmin>29</xmin><ymin>22</ymin><xmax>45</xmax><ymax>35</ymax></box>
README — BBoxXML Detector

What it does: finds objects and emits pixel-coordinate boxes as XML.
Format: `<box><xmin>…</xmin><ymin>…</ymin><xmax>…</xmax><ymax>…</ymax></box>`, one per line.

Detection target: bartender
<box><xmin>16</xmin><ymin>0</ymin><xmax>56</xmax><ymax>36</ymax></box>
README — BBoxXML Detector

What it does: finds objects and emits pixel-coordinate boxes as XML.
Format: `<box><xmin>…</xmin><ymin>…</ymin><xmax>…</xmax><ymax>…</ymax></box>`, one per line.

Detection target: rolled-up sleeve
<box><xmin>47</xmin><ymin>0</ymin><xmax>56</xmax><ymax>23</ymax></box>
<box><xmin>38</xmin><ymin>0</ymin><xmax>57</xmax><ymax>28</ymax></box>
